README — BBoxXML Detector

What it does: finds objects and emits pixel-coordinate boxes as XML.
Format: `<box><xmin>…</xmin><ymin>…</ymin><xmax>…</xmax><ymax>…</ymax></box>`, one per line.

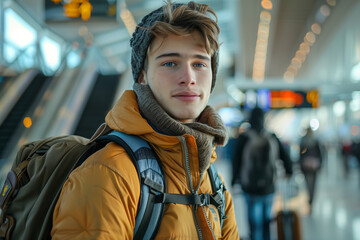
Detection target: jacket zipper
<box><xmin>178</xmin><ymin>136</ymin><xmax>203</xmax><ymax>240</ymax></box>
<box><xmin>179</xmin><ymin>136</ymin><xmax>194</xmax><ymax>191</ymax></box>
<box><xmin>202</xmin><ymin>206</ymin><xmax>216</xmax><ymax>239</ymax></box>
<box><xmin>198</xmin><ymin>172</ymin><xmax>216</xmax><ymax>239</ymax></box>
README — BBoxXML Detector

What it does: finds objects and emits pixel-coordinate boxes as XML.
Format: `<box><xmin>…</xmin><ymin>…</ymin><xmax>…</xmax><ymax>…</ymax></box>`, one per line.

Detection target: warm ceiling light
<box><xmin>78</xmin><ymin>26</ymin><xmax>88</xmax><ymax>36</ymax></box>
<box><xmin>291</xmin><ymin>58</ymin><xmax>302</xmax><ymax>69</ymax></box>
<box><xmin>326</xmin><ymin>0</ymin><xmax>336</xmax><ymax>7</ymax></box>
<box><xmin>258</xmin><ymin>25</ymin><xmax>270</xmax><ymax>33</ymax></box>
<box><xmin>287</xmin><ymin>66</ymin><xmax>298</xmax><ymax>74</ymax></box>
<box><xmin>252</xmin><ymin>10</ymin><xmax>272</xmax><ymax>83</ymax></box>
<box><xmin>299</xmin><ymin>42</ymin><xmax>310</xmax><ymax>54</ymax></box>
<box><xmin>23</xmin><ymin>117</ymin><xmax>32</xmax><ymax>128</ymax></box>
<box><xmin>320</xmin><ymin>5</ymin><xmax>331</xmax><ymax>17</ymax></box>
<box><xmin>255</xmin><ymin>44</ymin><xmax>267</xmax><ymax>52</ymax></box>
<box><xmin>255</xmin><ymin>52</ymin><xmax>266</xmax><ymax>58</ymax></box>
<box><xmin>295</xmin><ymin>51</ymin><xmax>306</xmax><ymax>62</ymax></box>
<box><xmin>260</xmin><ymin>11</ymin><xmax>271</xmax><ymax>22</ymax></box>
<box><xmin>120</xmin><ymin>9</ymin><xmax>137</xmax><ymax>35</ymax></box>
<box><xmin>256</xmin><ymin>38</ymin><xmax>268</xmax><ymax>45</ymax></box>
<box><xmin>284</xmin><ymin>72</ymin><xmax>295</xmax><ymax>82</ymax></box>
<box><xmin>304</xmin><ymin>32</ymin><xmax>316</xmax><ymax>45</ymax></box>
<box><xmin>261</xmin><ymin>0</ymin><xmax>273</xmax><ymax>10</ymax></box>
<box><xmin>311</xmin><ymin>23</ymin><xmax>322</xmax><ymax>35</ymax></box>
<box><xmin>253</xmin><ymin>69</ymin><xmax>265</xmax><ymax>75</ymax></box>
<box><xmin>298</xmin><ymin>48</ymin><xmax>308</xmax><ymax>56</ymax></box>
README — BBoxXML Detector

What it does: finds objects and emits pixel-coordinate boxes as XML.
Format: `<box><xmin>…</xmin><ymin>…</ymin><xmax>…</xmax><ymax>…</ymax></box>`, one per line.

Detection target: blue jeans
<box><xmin>244</xmin><ymin>193</ymin><xmax>274</xmax><ymax>240</ymax></box>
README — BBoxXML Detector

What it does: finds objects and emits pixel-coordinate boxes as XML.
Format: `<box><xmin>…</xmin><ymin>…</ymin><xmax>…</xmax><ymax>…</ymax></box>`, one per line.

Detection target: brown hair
<box><xmin>149</xmin><ymin>1</ymin><xmax>220</xmax><ymax>56</ymax></box>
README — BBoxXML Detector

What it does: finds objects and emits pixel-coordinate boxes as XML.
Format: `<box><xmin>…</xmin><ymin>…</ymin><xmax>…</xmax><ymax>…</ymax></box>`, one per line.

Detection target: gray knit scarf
<box><xmin>133</xmin><ymin>83</ymin><xmax>228</xmax><ymax>173</ymax></box>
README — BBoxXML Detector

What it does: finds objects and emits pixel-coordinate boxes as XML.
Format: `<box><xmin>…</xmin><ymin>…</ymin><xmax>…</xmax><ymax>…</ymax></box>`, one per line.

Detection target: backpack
<box><xmin>240</xmin><ymin>130</ymin><xmax>278</xmax><ymax>193</ymax></box>
<box><xmin>0</xmin><ymin>124</ymin><xmax>226</xmax><ymax>240</ymax></box>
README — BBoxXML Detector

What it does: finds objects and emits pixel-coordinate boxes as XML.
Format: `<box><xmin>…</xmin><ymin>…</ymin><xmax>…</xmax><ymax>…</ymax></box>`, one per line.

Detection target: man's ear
<box><xmin>137</xmin><ymin>70</ymin><xmax>147</xmax><ymax>85</ymax></box>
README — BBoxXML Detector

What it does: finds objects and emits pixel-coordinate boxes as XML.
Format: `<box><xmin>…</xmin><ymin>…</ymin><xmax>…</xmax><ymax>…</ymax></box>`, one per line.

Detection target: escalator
<box><xmin>73</xmin><ymin>73</ymin><xmax>120</xmax><ymax>138</ymax></box>
<box><xmin>0</xmin><ymin>72</ymin><xmax>51</xmax><ymax>159</ymax></box>
<box><xmin>0</xmin><ymin>76</ymin><xmax>11</xmax><ymax>90</ymax></box>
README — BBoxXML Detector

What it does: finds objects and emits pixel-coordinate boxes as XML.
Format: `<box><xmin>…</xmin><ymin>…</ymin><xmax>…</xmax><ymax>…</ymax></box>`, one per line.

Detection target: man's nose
<box><xmin>179</xmin><ymin>64</ymin><xmax>195</xmax><ymax>86</ymax></box>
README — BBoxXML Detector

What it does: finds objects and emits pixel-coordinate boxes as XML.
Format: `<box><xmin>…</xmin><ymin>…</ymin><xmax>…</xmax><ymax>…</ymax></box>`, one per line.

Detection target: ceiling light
<box><xmin>304</xmin><ymin>32</ymin><xmax>316</xmax><ymax>45</ymax></box>
<box><xmin>350</xmin><ymin>91</ymin><xmax>360</xmax><ymax>112</ymax></box>
<box><xmin>295</xmin><ymin>51</ymin><xmax>306</xmax><ymax>62</ymax></box>
<box><xmin>120</xmin><ymin>9</ymin><xmax>137</xmax><ymax>35</ymax></box>
<box><xmin>333</xmin><ymin>101</ymin><xmax>346</xmax><ymax>117</ymax></box>
<box><xmin>299</xmin><ymin>42</ymin><xmax>310</xmax><ymax>54</ymax></box>
<box><xmin>311</xmin><ymin>23</ymin><xmax>321</xmax><ymax>35</ymax></box>
<box><xmin>284</xmin><ymin>72</ymin><xmax>294</xmax><ymax>82</ymax></box>
<box><xmin>252</xmin><ymin>9</ymin><xmax>272</xmax><ymax>83</ymax></box>
<box><xmin>78</xmin><ymin>26</ymin><xmax>88</xmax><ymax>36</ymax></box>
<box><xmin>287</xmin><ymin>65</ymin><xmax>298</xmax><ymax>73</ymax></box>
<box><xmin>320</xmin><ymin>5</ymin><xmax>331</xmax><ymax>17</ymax></box>
<box><xmin>291</xmin><ymin>58</ymin><xmax>302</xmax><ymax>69</ymax></box>
<box><xmin>261</xmin><ymin>0</ymin><xmax>273</xmax><ymax>10</ymax></box>
<box><xmin>260</xmin><ymin>10</ymin><xmax>271</xmax><ymax>22</ymax></box>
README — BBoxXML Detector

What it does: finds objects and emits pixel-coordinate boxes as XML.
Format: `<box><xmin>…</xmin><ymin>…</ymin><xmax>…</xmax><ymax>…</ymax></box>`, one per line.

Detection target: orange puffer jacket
<box><xmin>51</xmin><ymin>90</ymin><xmax>239</xmax><ymax>239</ymax></box>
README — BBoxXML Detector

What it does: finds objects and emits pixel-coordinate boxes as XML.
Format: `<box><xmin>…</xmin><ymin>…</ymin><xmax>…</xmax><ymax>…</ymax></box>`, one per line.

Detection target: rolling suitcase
<box><xmin>275</xmin><ymin>178</ymin><xmax>302</xmax><ymax>240</ymax></box>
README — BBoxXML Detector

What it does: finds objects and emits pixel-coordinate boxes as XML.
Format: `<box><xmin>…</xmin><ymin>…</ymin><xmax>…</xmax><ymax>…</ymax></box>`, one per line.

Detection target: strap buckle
<box><xmin>199</xmin><ymin>193</ymin><xmax>211</xmax><ymax>206</ymax></box>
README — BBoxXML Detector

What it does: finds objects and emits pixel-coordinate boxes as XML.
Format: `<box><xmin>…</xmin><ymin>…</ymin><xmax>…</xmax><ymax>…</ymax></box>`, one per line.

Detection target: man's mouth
<box><xmin>173</xmin><ymin>91</ymin><xmax>200</xmax><ymax>102</ymax></box>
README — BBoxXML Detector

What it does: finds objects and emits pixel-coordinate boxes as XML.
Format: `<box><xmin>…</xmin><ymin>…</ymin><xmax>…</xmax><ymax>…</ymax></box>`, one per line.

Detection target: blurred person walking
<box><xmin>299</xmin><ymin>127</ymin><xmax>323</xmax><ymax>213</ymax></box>
<box><xmin>231</xmin><ymin>107</ymin><xmax>293</xmax><ymax>240</ymax></box>
<box><xmin>341</xmin><ymin>139</ymin><xmax>352</xmax><ymax>177</ymax></box>
<box><xmin>350</xmin><ymin>139</ymin><xmax>360</xmax><ymax>188</ymax></box>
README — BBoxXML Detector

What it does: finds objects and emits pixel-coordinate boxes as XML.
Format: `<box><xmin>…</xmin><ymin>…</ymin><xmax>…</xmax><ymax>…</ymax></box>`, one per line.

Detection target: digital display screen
<box><xmin>45</xmin><ymin>0</ymin><xmax>117</xmax><ymax>22</ymax></box>
<box><xmin>242</xmin><ymin>89</ymin><xmax>319</xmax><ymax>109</ymax></box>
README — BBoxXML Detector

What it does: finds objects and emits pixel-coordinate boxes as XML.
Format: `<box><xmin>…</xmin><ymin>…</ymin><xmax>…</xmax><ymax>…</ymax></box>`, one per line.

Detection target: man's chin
<box><xmin>173</xmin><ymin>113</ymin><xmax>200</xmax><ymax>123</ymax></box>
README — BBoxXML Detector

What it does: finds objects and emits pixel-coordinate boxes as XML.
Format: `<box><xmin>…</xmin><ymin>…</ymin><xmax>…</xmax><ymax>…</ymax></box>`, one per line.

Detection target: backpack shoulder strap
<box><xmin>207</xmin><ymin>163</ymin><xmax>226</xmax><ymax>229</ymax></box>
<box><xmin>98</xmin><ymin>131</ymin><xmax>166</xmax><ymax>240</ymax></box>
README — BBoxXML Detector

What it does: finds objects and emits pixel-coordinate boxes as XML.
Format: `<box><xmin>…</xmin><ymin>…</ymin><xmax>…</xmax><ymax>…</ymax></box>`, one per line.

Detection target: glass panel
<box><xmin>4</xmin><ymin>8</ymin><xmax>37</xmax><ymax>50</ymax></box>
<box><xmin>40</xmin><ymin>36</ymin><xmax>61</xmax><ymax>71</ymax></box>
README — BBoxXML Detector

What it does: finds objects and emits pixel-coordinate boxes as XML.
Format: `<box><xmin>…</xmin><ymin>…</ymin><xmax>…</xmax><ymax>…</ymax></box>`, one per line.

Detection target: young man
<box><xmin>51</xmin><ymin>1</ymin><xmax>240</xmax><ymax>239</ymax></box>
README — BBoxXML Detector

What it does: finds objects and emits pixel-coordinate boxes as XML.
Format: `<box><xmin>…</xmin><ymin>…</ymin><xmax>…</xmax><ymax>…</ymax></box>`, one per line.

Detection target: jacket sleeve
<box><xmin>231</xmin><ymin>134</ymin><xmax>248</xmax><ymax>186</ymax></box>
<box><xmin>51</xmin><ymin>146</ymin><xmax>140</xmax><ymax>240</ymax></box>
<box><xmin>221</xmin><ymin>186</ymin><xmax>240</xmax><ymax>239</ymax></box>
<box><xmin>273</xmin><ymin>134</ymin><xmax>293</xmax><ymax>175</ymax></box>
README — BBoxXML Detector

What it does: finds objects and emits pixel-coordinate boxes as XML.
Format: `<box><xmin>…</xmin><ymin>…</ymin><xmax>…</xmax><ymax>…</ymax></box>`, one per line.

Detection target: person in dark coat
<box><xmin>299</xmin><ymin>127</ymin><xmax>323</xmax><ymax>213</ymax></box>
<box><xmin>350</xmin><ymin>139</ymin><xmax>360</xmax><ymax>188</ymax></box>
<box><xmin>231</xmin><ymin>107</ymin><xmax>293</xmax><ymax>240</ymax></box>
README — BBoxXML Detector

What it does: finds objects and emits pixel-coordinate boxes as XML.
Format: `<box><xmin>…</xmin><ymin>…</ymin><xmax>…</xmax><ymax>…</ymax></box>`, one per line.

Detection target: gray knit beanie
<box><xmin>130</xmin><ymin>2</ymin><xmax>219</xmax><ymax>92</ymax></box>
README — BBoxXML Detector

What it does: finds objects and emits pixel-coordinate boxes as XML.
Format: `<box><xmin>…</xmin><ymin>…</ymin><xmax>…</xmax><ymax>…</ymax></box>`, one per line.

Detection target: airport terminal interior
<box><xmin>0</xmin><ymin>0</ymin><xmax>360</xmax><ymax>239</ymax></box>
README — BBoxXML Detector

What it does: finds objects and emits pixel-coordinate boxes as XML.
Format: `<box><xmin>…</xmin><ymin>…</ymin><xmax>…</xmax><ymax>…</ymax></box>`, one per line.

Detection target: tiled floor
<box><xmin>216</xmin><ymin>146</ymin><xmax>360</xmax><ymax>240</ymax></box>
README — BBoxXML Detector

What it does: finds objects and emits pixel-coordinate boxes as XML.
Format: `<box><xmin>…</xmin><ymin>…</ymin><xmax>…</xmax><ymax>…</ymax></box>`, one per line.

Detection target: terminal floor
<box><xmin>1</xmin><ymin>146</ymin><xmax>359</xmax><ymax>239</ymax></box>
<box><xmin>216</xmin><ymin>147</ymin><xmax>360</xmax><ymax>240</ymax></box>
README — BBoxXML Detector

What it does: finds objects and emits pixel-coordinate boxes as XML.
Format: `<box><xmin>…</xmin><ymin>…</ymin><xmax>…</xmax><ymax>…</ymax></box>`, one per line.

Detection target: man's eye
<box><xmin>194</xmin><ymin>63</ymin><xmax>206</xmax><ymax>68</ymax></box>
<box><xmin>163</xmin><ymin>62</ymin><xmax>176</xmax><ymax>67</ymax></box>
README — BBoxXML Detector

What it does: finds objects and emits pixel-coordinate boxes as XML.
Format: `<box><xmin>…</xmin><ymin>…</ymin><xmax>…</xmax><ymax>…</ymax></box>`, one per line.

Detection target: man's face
<box><xmin>138</xmin><ymin>31</ymin><xmax>212</xmax><ymax>123</ymax></box>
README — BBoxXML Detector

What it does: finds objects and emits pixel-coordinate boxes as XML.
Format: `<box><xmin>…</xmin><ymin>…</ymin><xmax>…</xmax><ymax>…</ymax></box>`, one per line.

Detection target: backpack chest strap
<box><xmin>154</xmin><ymin>192</ymin><xmax>223</xmax><ymax>208</ymax></box>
